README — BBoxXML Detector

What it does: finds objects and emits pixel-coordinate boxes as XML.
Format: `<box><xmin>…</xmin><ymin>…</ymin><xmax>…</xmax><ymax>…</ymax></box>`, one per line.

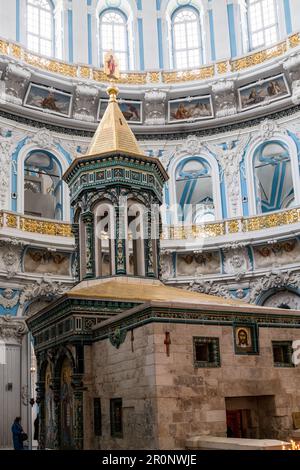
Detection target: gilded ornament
<box><xmin>0</xmin><ymin>40</ymin><xmax>9</xmax><ymax>54</ymax></box>
<box><xmin>217</xmin><ymin>61</ymin><xmax>228</xmax><ymax>75</ymax></box>
<box><xmin>79</xmin><ymin>66</ymin><xmax>91</xmax><ymax>79</ymax></box>
<box><xmin>231</xmin><ymin>42</ymin><xmax>287</xmax><ymax>72</ymax></box>
<box><xmin>6</xmin><ymin>213</ymin><xmax>17</xmax><ymax>228</ymax></box>
<box><xmin>289</xmin><ymin>33</ymin><xmax>300</xmax><ymax>48</ymax></box>
<box><xmin>148</xmin><ymin>72</ymin><xmax>161</xmax><ymax>83</ymax></box>
<box><xmin>228</xmin><ymin>220</ymin><xmax>240</xmax><ymax>233</ymax></box>
<box><xmin>11</xmin><ymin>44</ymin><xmax>22</xmax><ymax>59</ymax></box>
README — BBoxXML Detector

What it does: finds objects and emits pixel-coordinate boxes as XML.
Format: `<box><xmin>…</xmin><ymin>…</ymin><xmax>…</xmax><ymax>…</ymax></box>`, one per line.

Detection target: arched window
<box><xmin>171</xmin><ymin>7</ymin><xmax>203</xmax><ymax>69</ymax></box>
<box><xmin>176</xmin><ymin>158</ymin><xmax>215</xmax><ymax>223</ymax></box>
<box><xmin>247</xmin><ymin>0</ymin><xmax>279</xmax><ymax>50</ymax></box>
<box><xmin>24</xmin><ymin>151</ymin><xmax>63</xmax><ymax>220</ymax></box>
<box><xmin>253</xmin><ymin>142</ymin><xmax>295</xmax><ymax>214</ymax></box>
<box><xmin>26</xmin><ymin>0</ymin><xmax>54</xmax><ymax>57</ymax></box>
<box><xmin>99</xmin><ymin>9</ymin><xmax>129</xmax><ymax>71</ymax></box>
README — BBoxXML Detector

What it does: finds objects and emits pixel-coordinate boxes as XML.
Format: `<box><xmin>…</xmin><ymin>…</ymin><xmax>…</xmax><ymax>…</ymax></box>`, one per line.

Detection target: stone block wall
<box><xmin>84</xmin><ymin>321</ymin><xmax>300</xmax><ymax>449</ymax></box>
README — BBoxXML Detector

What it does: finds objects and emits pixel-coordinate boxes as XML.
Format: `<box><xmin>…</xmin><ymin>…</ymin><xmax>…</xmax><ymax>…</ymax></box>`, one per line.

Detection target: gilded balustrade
<box><xmin>162</xmin><ymin>207</ymin><xmax>300</xmax><ymax>240</ymax></box>
<box><xmin>0</xmin><ymin>208</ymin><xmax>299</xmax><ymax>239</ymax></box>
<box><xmin>0</xmin><ymin>212</ymin><xmax>73</xmax><ymax>237</ymax></box>
<box><xmin>0</xmin><ymin>32</ymin><xmax>299</xmax><ymax>85</ymax></box>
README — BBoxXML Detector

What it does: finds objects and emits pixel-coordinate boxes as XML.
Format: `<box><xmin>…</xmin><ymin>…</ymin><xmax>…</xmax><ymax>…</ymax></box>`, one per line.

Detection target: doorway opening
<box><xmin>225</xmin><ymin>395</ymin><xmax>276</xmax><ymax>439</ymax></box>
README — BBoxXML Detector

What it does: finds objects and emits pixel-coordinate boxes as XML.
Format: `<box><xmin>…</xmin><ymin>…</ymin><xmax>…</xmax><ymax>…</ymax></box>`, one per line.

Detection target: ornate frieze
<box><xmin>67</xmin><ymin>155</ymin><xmax>166</xmax><ymax>205</ymax></box>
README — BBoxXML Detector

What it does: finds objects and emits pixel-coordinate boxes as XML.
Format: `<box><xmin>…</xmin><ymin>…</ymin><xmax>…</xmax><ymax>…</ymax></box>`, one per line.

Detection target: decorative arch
<box><xmin>258</xmin><ymin>287</ymin><xmax>300</xmax><ymax>309</ymax></box>
<box><xmin>168</xmin><ymin>148</ymin><xmax>222</xmax><ymax>224</ymax></box>
<box><xmin>245</xmin><ymin>133</ymin><xmax>300</xmax><ymax>215</ymax></box>
<box><xmin>15</xmin><ymin>143</ymin><xmax>71</xmax><ymax>221</ymax></box>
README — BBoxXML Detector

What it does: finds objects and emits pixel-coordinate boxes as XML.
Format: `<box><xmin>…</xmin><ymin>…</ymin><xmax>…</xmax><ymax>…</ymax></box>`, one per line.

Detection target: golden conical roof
<box><xmin>86</xmin><ymin>85</ymin><xmax>145</xmax><ymax>157</ymax></box>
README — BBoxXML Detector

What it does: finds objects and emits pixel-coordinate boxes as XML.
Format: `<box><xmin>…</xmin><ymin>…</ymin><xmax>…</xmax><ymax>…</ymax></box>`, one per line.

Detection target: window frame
<box><xmin>193</xmin><ymin>337</ymin><xmax>221</xmax><ymax>368</ymax></box>
<box><xmin>247</xmin><ymin>0</ymin><xmax>279</xmax><ymax>51</ymax></box>
<box><xmin>272</xmin><ymin>341</ymin><xmax>294</xmax><ymax>367</ymax></box>
<box><xmin>171</xmin><ymin>5</ymin><xmax>203</xmax><ymax>70</ymax></box>
<box><xmin>26</xmin><ymin>0</ymin><xmax>55</xmax><ymax>57</ymax></box>
<box><xmin>99</xmin><ymin>8</ymin><xmax>130</xmax><ymax>72</ymax></box>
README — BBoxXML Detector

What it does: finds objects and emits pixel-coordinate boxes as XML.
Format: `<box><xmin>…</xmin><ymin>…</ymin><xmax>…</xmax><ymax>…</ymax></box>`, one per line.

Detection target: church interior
<box><xmin>1</xmin><ymin>0</ymin><xmax>300</xmax><ymax>451</ymax></box>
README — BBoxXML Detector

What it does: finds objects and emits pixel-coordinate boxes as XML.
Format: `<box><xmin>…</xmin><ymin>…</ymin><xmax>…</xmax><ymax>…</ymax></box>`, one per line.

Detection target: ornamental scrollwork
<box><xmin>19</xmin><ymin>278</ymin><xmax>68</xmax><ymax>312</ymax></box>
<box><xmin>188</xmin><ymin>279</ymin><xmax>231</xmax><ymax>299</ymax></box>
<box><xmin>249</xmin><ymin>270</ymin><xmax>300</xmax><ymax>303</ymax></box>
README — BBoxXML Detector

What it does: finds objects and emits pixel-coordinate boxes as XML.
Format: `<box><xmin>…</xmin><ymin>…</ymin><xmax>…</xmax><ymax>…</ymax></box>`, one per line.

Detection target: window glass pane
<box><xmin>40</xmin><ymin>38</ymin><xmax>52</xmax><ymax>56</ymax></box>
<box><xmin>27</xmin><ymin>5</ymin><xmax>39</xmax><ymax>34</ymax></box>
<box><xmin>40</xmin><ymin>10</ymin><xmax>52</xmax><ymax>39</ymax></box>
<box><xmin>248</xmin><ymin>0</ymin><xmax>278</xmax><ymax>49</ymax></box>
<box><xmin>252</xmin><ymin>31</ymin><xmax>263</xmax><ymax>48</ymax></box>
<box><xmin>264</xmin><ymin>26</ymin><xmax>277</xmax><ymax>45</ymax></box>
<box><xmin>176</xmin><ymin>51</ymin><xmax>188</xmax><ymax>69</ymax></box>
<box><xmin>27</xmin><ymin>0</ymin><xmax>53</xmax><ymax>55</ymax></box>
<box><xmin>249</xmin><ymin>3</ymin><xmax>263</xmax><ymax>31</ymax></box>
<box><xmin>102</xmin><ymin>25</ymin><xmax>114</xmax><ymax>49</ymax></box>
<box><xmin>28</xmin><ymin>34</ymin><xmax>39</xmax><ymax>52</ymax></box>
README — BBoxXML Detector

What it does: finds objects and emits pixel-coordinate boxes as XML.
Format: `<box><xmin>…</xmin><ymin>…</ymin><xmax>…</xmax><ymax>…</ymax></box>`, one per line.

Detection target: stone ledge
<box><xmin>185</xmin><ymin>435</ymin><xmax>290</xmax><ymax>450</ymax></box>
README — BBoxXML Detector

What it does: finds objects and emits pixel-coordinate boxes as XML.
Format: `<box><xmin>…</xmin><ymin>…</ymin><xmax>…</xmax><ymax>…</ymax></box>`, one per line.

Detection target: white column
<box><xmin>0</xmin><ymin>0</ymin><xmax>17</xmax><ymax>42</ymax></box>
<box><xmin>289</xmin><ymin>0</ymin><xmax>300</xmax><ymax>33</ymax></box>
<box><xmin>142</xmin><ymin>1</ymin><xmax>159</xmax><ymax>69</ymax></box>
<box><xmin>72</xmin><ymin>0</ymin><xmax>88</xmax><ymax>64</ymax></box>
<box><xmin>211</xmin><ymin>0</ymin><xmax>231</xmax><ymax>60</ymax></box>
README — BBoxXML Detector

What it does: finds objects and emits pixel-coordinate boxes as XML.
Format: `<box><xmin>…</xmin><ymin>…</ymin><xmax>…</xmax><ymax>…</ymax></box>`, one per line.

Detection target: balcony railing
<box><xmin>0</xmin><ymin>211</ymin><xmax>73</xmax><ymax>237</ymax></box>
<box><xmin>0</xmin><ymin>207</ymin><xmax>300</xmax><ymax>240</ymax></box>
<box><xmin>0</xmin><ymin>32</ymin><xmax>299</xmax><ymax>85</ymax></box>
<box><xmin>162</xmin><ymin>207</ymin><xmax>300</xmax><ymax>240</ymax></box>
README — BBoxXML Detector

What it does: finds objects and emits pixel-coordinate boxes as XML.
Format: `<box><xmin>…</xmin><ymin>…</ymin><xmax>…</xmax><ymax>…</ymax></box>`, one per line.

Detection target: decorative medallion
<box><xmin>109</xmin><ymin>326</ymin><xmax>127</xmax><ymax>349</ymax></box>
